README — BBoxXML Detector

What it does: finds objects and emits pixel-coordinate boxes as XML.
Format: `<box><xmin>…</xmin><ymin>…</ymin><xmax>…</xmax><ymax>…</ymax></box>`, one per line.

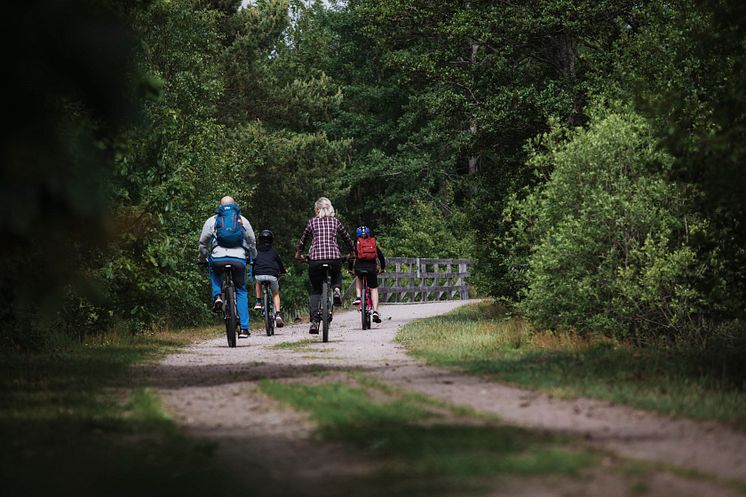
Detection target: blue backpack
<box><xmin>214</xmin><ymin>203</ymin><xmax>245</xmax><ymax>248</ymax></box>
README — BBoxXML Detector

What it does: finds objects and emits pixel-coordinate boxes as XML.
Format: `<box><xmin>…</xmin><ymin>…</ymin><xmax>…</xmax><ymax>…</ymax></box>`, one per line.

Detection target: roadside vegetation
<box><xmin>398</xmin><ymin>303</ymin><xmax>746</xmax><ymax>428</ymax></box>
<box><xmin>0</xmin><ymin>326</ymin><xmax>243</xmax><ymax>497</ymax></box>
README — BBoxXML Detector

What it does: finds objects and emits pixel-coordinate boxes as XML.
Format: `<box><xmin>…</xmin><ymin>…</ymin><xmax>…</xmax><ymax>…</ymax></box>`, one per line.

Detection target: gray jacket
<box><xmin>198</xmin><ymin>215</ymin><xmax>257</xmax><ymax>262</ymax></box>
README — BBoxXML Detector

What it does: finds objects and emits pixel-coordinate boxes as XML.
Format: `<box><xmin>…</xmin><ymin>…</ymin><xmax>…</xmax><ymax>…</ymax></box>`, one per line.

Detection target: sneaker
<box><xmin>253</xmin><ymin>301</ymin><xmax>262</xmax><ymax>310</ymax></box>
<box><xmin>309</xmin><ymin>321</ymin><xmax>319</xmax><ymax>334</ymax></box>
<box><xmin>333</xmin><ymin>287</ymin><xmax>342</xmax><ymax>307</ymax></box>
<box><xmin>212</xmin><ymin>295</ymin><xmax>223</xmax><ymax>312</ymax></box>
<box><xmin>372</xmin><ymin>311</ymin><xmax>381</xmax><ymax>323</ymax></box>
<box><xmin>238</xmin><ymin>329</ymin><xmax>250</xmax><ymax>338</ymax></box>
<box><xmin>352</xmin><ymin>297</ymin><xmax>361</xmax><ymax>306</ymax></box>
<box><xmin>275</xmin><ymin>312</ymin><xmax>285</xmax><ymax>328</ymax></box>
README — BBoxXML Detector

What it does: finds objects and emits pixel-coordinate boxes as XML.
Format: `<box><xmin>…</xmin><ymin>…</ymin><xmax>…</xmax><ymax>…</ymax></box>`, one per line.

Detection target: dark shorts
<box><xmin>354</xmin><ymin>261</ymin><xmax>378</xmax><ymax>288</ymax></box>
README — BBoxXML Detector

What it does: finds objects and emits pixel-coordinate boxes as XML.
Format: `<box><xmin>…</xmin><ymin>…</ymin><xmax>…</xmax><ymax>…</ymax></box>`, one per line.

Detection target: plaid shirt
<box><xmin>297</xmin><ymin>217</ymin><xmax>355</xmax><ymax>261</ymax></box>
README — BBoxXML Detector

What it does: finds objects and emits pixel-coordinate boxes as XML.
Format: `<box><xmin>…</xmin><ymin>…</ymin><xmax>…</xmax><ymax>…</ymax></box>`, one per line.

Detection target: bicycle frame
<box><xmin>302</xmin><ymin>257</ymin><xmax>347</xmax><ymax>343</ymax></box>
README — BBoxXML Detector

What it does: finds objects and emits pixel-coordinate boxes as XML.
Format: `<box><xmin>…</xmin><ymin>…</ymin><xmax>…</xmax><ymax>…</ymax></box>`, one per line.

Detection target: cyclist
<box><xmin>252</xmin><ymin>229</ymin><xmax>286</xmax><ymax>328</ymax></box>
<box><xmin>198</xmin><ymin>196</ymin><xmax>256</xmax><ymax>339</ymax></box>
<box><xmin>350</xmin><ymin>226</ymin><xmax>385</xmax><ymax>323</ymax></box>
<box><xmin>294</xmin><ymin>197</ymin><xmax>355</xmax><ymax>334</ymax></box>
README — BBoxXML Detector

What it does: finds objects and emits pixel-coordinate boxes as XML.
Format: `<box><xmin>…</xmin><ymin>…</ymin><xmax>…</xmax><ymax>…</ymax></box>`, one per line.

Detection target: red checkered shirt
<box><xmin>297</xmin><ymin>217</ymin><xmax>355</xmax><ymax>261</ymax></box>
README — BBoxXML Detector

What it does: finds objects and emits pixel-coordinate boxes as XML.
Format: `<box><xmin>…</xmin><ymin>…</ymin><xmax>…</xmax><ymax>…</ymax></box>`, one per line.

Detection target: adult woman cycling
<box><xmin>294</xmin><ymin>197</ymin><xmax>355</xmax><ymax>334</ymax></box>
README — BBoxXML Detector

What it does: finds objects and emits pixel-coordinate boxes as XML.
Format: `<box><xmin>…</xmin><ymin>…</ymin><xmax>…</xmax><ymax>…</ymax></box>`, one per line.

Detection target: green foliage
<box><xmin>383</xmin><ymin>196</ymin><xmax>472</xmax><ymax>259</ymax></box>
<box><xmin>509</xmin><ymin>109</ymin><xmax>704</xmax><ymax>339</ymax></box>
<box><xmin>60</xmin><ymin>0</ymin><xmax>352</xmax><ymax>336</ymax></box>
<box><xmin>606</xmin><ymin>0</ymin><xmax>746</xmax><ymax>322</ymax></box>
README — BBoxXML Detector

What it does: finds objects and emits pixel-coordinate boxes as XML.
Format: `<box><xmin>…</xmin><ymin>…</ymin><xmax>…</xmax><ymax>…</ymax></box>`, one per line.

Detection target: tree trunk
<box><xmin>468</xmin><ymin>41</ymin><xmax>480</xmax><ymax>173</ymax></box>
<box><xmin>556</xmin><ymin>30</ymin><xmax>585</xmax><ymax>127</ymax></box>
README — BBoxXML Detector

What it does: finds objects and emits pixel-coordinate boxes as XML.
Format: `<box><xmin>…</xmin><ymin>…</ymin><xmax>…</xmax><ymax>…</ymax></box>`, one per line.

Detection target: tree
<box><xmin>610</xmin><ymin>0</ymin><xmax>746</xmax><ymax>322</ymax></box>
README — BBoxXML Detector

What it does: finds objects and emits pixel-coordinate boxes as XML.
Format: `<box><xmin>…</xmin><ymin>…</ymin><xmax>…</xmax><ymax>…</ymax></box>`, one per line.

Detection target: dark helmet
<box><xmin>258</xmin><ymin>229</ymin><xmax>274</xmax><ymax>243</ymax></box>
<box><xmin>355</xmin><ymin>226</ymin><xmax>371</xmax><ymax>237</ymax></box>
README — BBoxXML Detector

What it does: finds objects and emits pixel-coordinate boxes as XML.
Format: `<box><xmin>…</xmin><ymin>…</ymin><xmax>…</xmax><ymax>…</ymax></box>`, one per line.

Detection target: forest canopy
<box><xmin>2</xmin><ymin>0</ymin><xmax>745</xmax><ymax>349</ymax></box>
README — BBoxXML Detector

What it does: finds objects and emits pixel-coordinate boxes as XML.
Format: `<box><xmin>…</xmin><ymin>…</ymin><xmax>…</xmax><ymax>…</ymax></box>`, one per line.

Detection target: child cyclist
<box><xmin>350</xmin><ymin>226</ymin><xmax>385</xmax><ymax>323</ymax></box>
<box><xmin>252</xmin><ymin>229</ymin><xmax>286</xmax><ymax>327</ymax></box>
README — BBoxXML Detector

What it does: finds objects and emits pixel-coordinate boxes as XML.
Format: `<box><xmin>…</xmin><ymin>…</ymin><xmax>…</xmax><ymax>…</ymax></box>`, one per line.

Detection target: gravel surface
<box><xmin>147</xmin><ymin>300</ymin><xmax>746</xmax><ymax>496</ymax></box>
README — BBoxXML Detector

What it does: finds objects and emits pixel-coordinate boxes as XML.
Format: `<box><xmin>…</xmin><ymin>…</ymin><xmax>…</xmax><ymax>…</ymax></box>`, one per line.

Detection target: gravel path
<box><xmin>148</xmin><ymin>300</ymin><xmax>746</xmax><ymax>496</ymax></box>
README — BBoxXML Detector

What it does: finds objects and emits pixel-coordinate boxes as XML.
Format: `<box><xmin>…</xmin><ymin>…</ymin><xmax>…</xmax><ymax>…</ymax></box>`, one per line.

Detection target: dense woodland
<box><xmin>2</xmin><ymin>0</ymin><xmax>745</xmax><ymax>352</ymax></box>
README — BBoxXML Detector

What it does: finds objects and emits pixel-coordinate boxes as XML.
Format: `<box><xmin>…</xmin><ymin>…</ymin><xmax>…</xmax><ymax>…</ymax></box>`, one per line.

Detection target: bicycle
<box><xmin>200</xmin><ymin>259</ymin><xmax>243</xmax><ymax>348</ymax></box>
<box><xmin>299</xmin><ymin>256</ymin><xmax>349</xmax><ymax>342</ymax></box>
<box><xmin>209</xmin><ymin>262</ymin><xmax>239</xmax><ymax>348</ymax></box>
<box><xmin>259</xmin><ymin>279</ymin><xmax>275</xmax><ymax>336</ymax></box>
<box><xmin>356</xmin><ymin>269</ymin><xmax>373</xmax><ymax>330</ymax></box>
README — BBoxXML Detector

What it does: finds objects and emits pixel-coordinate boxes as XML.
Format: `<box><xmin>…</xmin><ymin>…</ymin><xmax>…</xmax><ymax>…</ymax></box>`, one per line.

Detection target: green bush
<box><xmin>509</xmin><ymin>109</ymin><xmax>705</xmax><ymax>341</ymax></box>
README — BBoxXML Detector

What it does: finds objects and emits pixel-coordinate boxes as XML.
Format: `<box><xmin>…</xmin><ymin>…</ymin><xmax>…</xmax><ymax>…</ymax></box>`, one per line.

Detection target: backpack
<box><xmin>214</xmin><ymin>204</ymin><xmax>245</xmax><ymax>248</ymax></box>
<box><xmin>357</xmin><ymin>236</ymin><xmax>377</xmax><ymax>261</ymax></box>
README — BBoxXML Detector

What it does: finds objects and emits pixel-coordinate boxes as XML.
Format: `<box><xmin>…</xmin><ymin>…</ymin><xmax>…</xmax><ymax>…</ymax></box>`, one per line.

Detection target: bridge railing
<box><xmin>377</xmin><ymin>257</ymin><xmax>471</xmax><ymax>303</ymax></box>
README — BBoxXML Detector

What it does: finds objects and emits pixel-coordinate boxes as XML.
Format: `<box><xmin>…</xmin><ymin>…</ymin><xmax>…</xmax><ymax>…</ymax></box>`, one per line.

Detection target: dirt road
<box><xmin>148</xmin><ymin>301</ymin><xmax>746</xmax><ymax>496</ymax></box>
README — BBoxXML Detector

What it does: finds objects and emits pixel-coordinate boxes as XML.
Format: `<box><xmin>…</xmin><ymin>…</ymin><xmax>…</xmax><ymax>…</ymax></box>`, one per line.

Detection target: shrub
<box><xmin>510</xmin><ymin>109</ymin><xmax>705</xmax><ymax>341</ymax></box>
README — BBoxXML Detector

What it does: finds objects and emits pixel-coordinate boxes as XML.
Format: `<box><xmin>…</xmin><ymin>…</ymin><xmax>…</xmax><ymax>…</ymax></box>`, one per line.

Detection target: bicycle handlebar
<box><xmin>296</xmin><ymin>255</ymin><xmax>354</xmax><ymax>264</ymax></box>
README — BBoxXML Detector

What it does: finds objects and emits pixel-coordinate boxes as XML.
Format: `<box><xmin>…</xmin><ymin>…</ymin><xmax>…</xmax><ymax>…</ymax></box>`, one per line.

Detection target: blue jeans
<box><xmin>209</xmin><ymin>257</ymin><xmax>249</xmax><ymax>330</ymax></box>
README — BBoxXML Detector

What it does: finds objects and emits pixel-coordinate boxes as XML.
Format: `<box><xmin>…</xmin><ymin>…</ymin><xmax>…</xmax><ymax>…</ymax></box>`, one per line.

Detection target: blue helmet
<box><xmin>355</xmin><ymin>225</ymin><xmax>371</xmax><ymax>237</ymax></box>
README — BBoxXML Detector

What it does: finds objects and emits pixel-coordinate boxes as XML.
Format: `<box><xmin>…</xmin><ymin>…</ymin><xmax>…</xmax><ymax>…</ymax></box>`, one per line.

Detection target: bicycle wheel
<box><xmin>224</xmin><ymin>284</ymin><xmax>237</xmax><ymax>348</ymax></box>
<box><xmin>361</xmin><ymin>278</ymin><xmax>368</xmax><ymax>330</ymax></box>
<box><xmin>321</xmin><ymin>279</ymin><xmax>330</xmax><ymax>342</ymax></box>
<box><xmin>365</xmin><ymin>288</ymin><xmax>372</xmax><ymax>329</ymax></box>
<box><xmin>263</xmin><ymin>287</ymin><xmax>273</xmax><ymax>336</ymax></box>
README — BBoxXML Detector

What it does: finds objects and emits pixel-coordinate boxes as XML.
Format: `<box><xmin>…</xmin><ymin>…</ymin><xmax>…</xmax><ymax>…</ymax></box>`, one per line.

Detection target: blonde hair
<box><xmin>314</xmin><ymin>197</ymin><xmax>335</xmax><ymax>218</ymax></box>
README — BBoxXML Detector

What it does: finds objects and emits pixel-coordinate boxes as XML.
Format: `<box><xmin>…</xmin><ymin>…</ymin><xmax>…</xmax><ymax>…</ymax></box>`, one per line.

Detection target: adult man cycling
<box><xmin>198</xmin><ymin>196</ymin><xmax>257</xmax><ymax>339</ymax></box>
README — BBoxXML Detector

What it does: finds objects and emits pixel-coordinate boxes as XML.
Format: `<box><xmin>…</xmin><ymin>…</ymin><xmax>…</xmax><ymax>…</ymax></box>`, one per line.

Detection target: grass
<box><xmin>271</xmin><ymin>338</ymin><xmax>330</xmax><ymax>353</ymax></box>
<box><xmin>260</xmin><ymin>377</ymin><xmax>596</xmax><ymax>496</ymax></box>
<box><xmin>0</xmin><ymin>325</ymin><xmax>245</xmax><ymax>497</ymax></box>
<box><xmin>348</xmin><ymin>371</ymin><xmax>485</xmax><ymax>419</ymax></box>
<box><xmin>397</xmin><ymin>303</ymin><xmax>746</xmax><ymax>428</ymax></box>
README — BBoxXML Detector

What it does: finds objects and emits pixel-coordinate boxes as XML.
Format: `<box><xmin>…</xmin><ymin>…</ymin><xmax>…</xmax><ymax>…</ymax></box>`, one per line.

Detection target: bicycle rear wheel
<box><xmin>365</xmin><ymin>288</ymin><xmax>372</xmax><ymax>329</ymax></box>
<box><xmin>361</xmin><ymin>279</ymin><xmax>369</xmax><ymax>330</ymax></box>
<box><xmin>225</xmin><ymin>285</ymin><xmax>237</xmax><ymax>348</ymax></box>
<box><xmin>263</xmin><ymin>287</ymin><xmax>274</xmax><ymax>336</ymax></box>
<box><xmin>321</xmin><ymin>280</ymin><xmax>330</xmax><ymax>342</ymax></box>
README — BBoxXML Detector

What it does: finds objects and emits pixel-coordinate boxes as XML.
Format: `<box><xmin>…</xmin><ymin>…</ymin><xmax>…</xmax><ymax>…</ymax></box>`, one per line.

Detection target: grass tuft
<box><xmin>271</xmin><ymin>338</ymin><xmax>329</xmax><ymax>353</ymax></box>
